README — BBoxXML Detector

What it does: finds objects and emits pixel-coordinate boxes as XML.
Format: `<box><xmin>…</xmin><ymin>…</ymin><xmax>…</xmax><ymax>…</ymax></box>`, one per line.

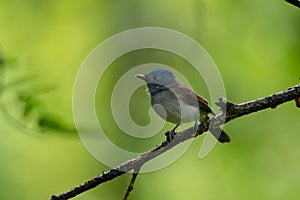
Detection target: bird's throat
<box><xmin>146</xmin><ymin>83</ymin><xmax>169</xmax><ymax>97</ymax></box>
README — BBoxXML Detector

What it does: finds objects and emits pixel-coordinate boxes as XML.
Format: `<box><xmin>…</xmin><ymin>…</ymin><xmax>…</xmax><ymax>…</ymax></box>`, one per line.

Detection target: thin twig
<box><xmin>122</xmin><ymin>167</ymin><xmax>141</xmax><ymax>200</ymax></box>
<box><xmin>285</xmin><ymin>0</ymin><xmax>300</xmax><ymax>8</ymax></box>
<box><xmin>50</xmin><ymin>83</ymin><xmax>300</xmax><ymax>200</ymax></box>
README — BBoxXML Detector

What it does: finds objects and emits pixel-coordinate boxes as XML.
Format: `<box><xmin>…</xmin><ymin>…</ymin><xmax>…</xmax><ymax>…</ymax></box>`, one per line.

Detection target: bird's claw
<box><xmin>165</xmin><ymin>129</ymin><xmax>176</xmax><ymax>142</ymax></box>
<box><xmin>165</xmin><ymin>124</ymin><xmax>179</xmax><ymax>142</ymax></box>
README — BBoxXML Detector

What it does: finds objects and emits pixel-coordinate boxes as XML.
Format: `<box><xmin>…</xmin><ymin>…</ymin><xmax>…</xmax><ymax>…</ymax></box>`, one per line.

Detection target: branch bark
<box><xmin>50</xmin><ymin>84</ymin><xmax>300</xmax><ymax>200</ymax></box>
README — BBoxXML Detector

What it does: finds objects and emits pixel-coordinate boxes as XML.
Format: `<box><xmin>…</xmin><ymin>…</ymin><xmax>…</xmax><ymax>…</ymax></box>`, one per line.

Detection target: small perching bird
<box><xmin>136</xmin><ymin>68</ymin><xmax>230</xmax><ymax>143</ymax></box>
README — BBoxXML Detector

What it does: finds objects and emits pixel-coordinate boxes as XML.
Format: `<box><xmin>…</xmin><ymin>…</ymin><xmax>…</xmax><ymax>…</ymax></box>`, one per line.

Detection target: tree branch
<box><xmin>50</xmin><ymin>83</ymin><xmax>300</xmax><ymax>200</ymax></box>
<box><xmin>285</xmin><ymin>0</ymin><xmax>300</xmax><ymax>8</ymax></box>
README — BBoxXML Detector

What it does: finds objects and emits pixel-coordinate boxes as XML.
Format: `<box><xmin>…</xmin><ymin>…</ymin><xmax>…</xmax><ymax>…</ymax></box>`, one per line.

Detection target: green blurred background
<box><xmin>0</xmin><ymin>0</ymin><xmax>300</xmax><ymax>199</ymax></box>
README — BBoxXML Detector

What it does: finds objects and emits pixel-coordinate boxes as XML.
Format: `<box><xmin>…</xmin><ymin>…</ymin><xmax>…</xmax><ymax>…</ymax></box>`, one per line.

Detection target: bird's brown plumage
<box><xmin>169</xmin><ymin>84</ymin><xmax>212</xmax><ymax>114</ymax></box>
<box><xmin>168</xmin><ymin>83</ymin><xmax>230</xmax><ymax>143</ymax></box>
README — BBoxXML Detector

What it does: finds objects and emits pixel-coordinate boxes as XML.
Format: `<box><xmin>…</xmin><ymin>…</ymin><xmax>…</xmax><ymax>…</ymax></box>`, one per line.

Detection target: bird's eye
<box><xmin>153</xmin><ymin>75</ymin><xmax>157</xmax><ymax>80</ymax></box>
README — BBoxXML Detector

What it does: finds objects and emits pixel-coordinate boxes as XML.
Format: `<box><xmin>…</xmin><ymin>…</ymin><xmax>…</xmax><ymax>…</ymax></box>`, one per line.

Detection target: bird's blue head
<box><xmin>136</xmin><ymin>68</ymin><xmax>178</xmax><ymax>86</ymax></box>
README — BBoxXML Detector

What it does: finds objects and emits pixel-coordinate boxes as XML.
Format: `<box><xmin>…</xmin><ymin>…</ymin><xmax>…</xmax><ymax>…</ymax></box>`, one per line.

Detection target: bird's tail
<box><xmin>209</xmin><ymin>127</ymin><xmax>230</xmax><ymax>143</ymax></box>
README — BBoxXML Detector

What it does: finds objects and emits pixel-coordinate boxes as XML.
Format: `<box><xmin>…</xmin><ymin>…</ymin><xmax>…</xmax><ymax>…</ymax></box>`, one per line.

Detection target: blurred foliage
<box><xmin>0</xmin><ymin>52</ymin><xmax>75</xmax><ymax>133</ymax></box>
<box><xmin>0</xmin><ymin>1</ymin><xmax>299</xmax><ymax>200</ymax></box>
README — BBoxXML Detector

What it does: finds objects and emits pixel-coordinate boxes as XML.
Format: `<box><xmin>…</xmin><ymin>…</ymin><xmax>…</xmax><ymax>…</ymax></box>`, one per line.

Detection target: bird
<box><xmin>135</xmin><ymin>68</ymin><xmax>230</xmax><ymax>143</ymax></box>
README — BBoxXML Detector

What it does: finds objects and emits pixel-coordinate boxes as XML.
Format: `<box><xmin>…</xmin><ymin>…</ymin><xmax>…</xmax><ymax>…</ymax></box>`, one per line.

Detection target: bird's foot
<box><xmin>193</xmin><ymin>122</ymin><xmax>199</xmax><ymax>131</ymax></box>
<box><xmin>165</xmin><ymin>124</ymin><xmax>179</xmax><ymax>142</ymax></box>
<box><xmin>165</xmin><ymin>129</ymin><xmax>176</xmax><ymax>142</ymax></box>
<box><xmin>193</xmin><ymin>121</ymin><xmax>199</xmax><ymax>132</ymax></box>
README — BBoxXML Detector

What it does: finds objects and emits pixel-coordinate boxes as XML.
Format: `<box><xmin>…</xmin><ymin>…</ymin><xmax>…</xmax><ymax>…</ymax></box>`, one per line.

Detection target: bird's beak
<box><xmin>135</xmin><ymin>74</ymin><xmax>148</xmax><ymax>82</ymax></box>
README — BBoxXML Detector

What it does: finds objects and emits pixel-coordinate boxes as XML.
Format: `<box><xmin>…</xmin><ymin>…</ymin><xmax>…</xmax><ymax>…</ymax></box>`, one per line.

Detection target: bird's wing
<box><xmin>170</xmin><ymin>84</ymin><xmax>212</xmax><ymax>114</ymax></box>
